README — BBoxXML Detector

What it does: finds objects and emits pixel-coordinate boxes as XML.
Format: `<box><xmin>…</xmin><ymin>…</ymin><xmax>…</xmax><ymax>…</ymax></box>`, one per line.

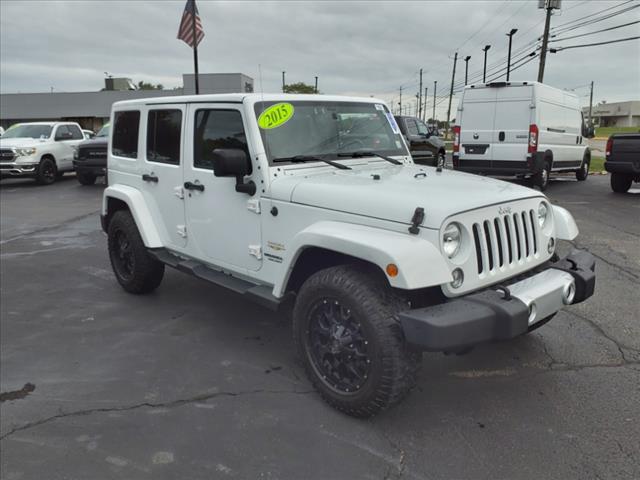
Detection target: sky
<box><xmin>1</xmin><ymin>0</ymin><xmax>638</xmax><ymax>119</ymax></box>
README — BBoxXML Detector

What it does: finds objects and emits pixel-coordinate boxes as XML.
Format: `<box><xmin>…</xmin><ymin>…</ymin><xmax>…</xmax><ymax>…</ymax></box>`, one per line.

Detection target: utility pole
<box><xmin>506</xmin><ymin>28</ymin><xmax>518</xmax><ymax>81</ymax></box>
<box><xmin>418</xmin><ymin>68</ymin><xmax>423</xmax><ymax>119</ymax></box>
<box><xmin>464</xmin><ymin>56</ymin><xmax>471</xmax><ymax>85</ymax></box>
<box><xmin>415</xmin><ymin>94</ymin><xmax>420</xmax><ymax>118</ymax></box>
<box><xmin>314</xmin><ymin>76</ymin><xmax>318</xmax><ymax>93</ymax></box>
<box><xmin>282</xmin><ymin>71</ymin><xmax>286</xmax><ymax>93</ymax></box>
<box><xmin>432</xmin><ymin>80</ymin><xmax>437</xmax><ymax>125</ymax></box>
<box><xmin>588</xmin><ymin>80</ymin><xmax>594</xmax><ymax>126</ymax></box>
<box><xmin>538</xmin><ymin>1</ymin><xmax>553</xmax><ymax>83</ymax></box>
<box><xmin>446</xmin><ymin>52</ymin><xmax>458</xmax><ymax>139</ymax></box>
<box><xmin>423</xmin><ymin>87</ymin><xmax>428</xmax><ymax>121</ymax></box>
<box><xmin>482</xmin><ymin>45</ymin><xmax>491</xmax><ymax>83</ymax></box>
<box><xmin>399</xmin><ymin>86</ymin><xmax>403</xmax><ymax>114</ymax></box>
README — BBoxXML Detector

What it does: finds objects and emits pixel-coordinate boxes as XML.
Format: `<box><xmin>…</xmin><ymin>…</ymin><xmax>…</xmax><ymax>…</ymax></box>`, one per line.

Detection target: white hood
<box><xmin>269</xmin><ymin>164</ymin><xmax>543</xmax><ymax>229</ymax></box>
<box><xmin>0</xmin><ymin>138</ymin><xmax>44</xmax><ymax>148</ymax></box>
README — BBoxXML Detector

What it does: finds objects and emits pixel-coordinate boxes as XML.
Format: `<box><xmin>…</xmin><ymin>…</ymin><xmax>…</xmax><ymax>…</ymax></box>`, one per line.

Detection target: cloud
<box><xmin>1</xmin><ymin>0</ymin><xmax>638</xmax><ymax>118</ymax></box>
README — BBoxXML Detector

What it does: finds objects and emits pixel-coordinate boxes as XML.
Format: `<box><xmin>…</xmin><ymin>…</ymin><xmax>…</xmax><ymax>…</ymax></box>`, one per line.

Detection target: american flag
<box><xmin>177</xmin><ymin>0</ymin><xmax>204</xmax><ymax>48</ymax></box>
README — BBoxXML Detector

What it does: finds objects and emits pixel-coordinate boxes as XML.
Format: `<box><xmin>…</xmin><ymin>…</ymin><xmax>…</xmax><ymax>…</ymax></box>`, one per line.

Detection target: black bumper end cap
<box><xmin>550</xmin><ymin>249</ymin><xmax>596</xmax><ymax>304</ymax></box>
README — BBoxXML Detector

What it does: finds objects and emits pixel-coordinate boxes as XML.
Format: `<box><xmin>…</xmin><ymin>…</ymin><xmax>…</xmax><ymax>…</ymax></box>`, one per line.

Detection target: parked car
<box><xmin>0</xmin><ymin>121</ymin><xmax>84</xmax><ymax>184</ymax></box>
<box><xmin>0</xmin><ymin>126</ymin><xmax>5</xmax><ymax>137</ymax></box>
<box><xmin>74</xmin><ymin>123</ymin><xmax>109</xmax><ymax>185</ymax></box>
<box><xmin>605</xmin><ymin>133</ymin><xmax>640</xmax><ymax>193</ymax></box>
<box><xmin>395</xmin><ymin>115</ymin><xmax>446</xmax><ymax>166</ymax></box>
<box><xmin>453</xmin><ymin>81</ymin><xmax>595</xmax><ymax>191</ymax></box>
<box><xmin>82</xmin><ymin>129</ymin><xmax>96</xmax><ymax>140</ymax></box>
<box><xmin>101</xmin><ymin>94</ymin><xmax>595</xmax><ymax>417</ymax></box>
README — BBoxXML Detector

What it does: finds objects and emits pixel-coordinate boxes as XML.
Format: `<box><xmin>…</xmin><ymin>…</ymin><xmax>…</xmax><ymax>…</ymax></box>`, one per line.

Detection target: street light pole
<box><xmin>506</xmin><ymin>28</ymin><xmax>518</xmax><ymax>81</ymax></box>
<box><xmin>464</xmin><ymin>56</ymin><xmax>471</xmax><ymax>85</ymax></box>
<box><xmin>282</xmin><ymin>71</ymin><xmax>286</xmax><ymax>93</ymax></box>
<box><xmin>482</xmin><ymin>45</ymin><xmax>491</xmax><ymax>83</ymax></box>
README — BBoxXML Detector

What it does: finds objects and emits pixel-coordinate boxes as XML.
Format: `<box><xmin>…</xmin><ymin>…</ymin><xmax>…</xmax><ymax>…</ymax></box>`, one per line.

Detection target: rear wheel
<box><xmin>77</xmin><ymin>172</ymin><xmax>97</xmax><ymax>185</ymax></box>
<box><xmin>36</xmin><ymin>157</ymin><xmax>57</xmax><ymax>185</ymax></box>
<box><xmin>293</xmin><ymin>264</ymin><xmax>421</xmax><ymax>418</ymax></box>
<box><xmin>438</xmin><ymin>150</ymin><xmax>446</xmax><ymax>169</ymax></box>
<box><xmin>108</xmin><ymin>210</ymin><xmax>164</xmax><ymax>294</ymax></box>
<box><xmin>610</xmin><ymin>172</ymin><xmax>632</xmax><ymax>193</ymax></box>
<box><xmin>576</xmin><ymin>152</ymin><xmax>590</xmax><ymax>181</ymax></box>
<box><xmin>533</xmin><ymin>160</ymin><xmax>551</xmax><ymax>191</ymax></box>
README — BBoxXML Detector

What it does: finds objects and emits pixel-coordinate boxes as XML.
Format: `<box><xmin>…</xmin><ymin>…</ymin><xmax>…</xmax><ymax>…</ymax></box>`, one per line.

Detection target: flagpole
<box><xmin>192</xmin><ymin>0</ymin><xmax>200</xmax><ymax>95</ymax></box>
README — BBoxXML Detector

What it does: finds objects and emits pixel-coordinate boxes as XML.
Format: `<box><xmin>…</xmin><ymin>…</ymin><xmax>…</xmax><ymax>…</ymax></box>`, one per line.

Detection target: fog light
<box><xmin>450</xmin><ymin>268</ymin><xmax>464</xmax><ymax>289</ymax></box>
<box><xmin>528</xmin><ymin>302</ymin><xmax>537</xmax><ymax>324</ymax></box>
<box><xmin>547</xmin><ymin>238</ymin><xmax>555</xmax><ymax>254</ymax></box>
<box><xmin>563</xmin><ymin>282</ymin><xmax>576</xmax><ymax>305</ymax></box>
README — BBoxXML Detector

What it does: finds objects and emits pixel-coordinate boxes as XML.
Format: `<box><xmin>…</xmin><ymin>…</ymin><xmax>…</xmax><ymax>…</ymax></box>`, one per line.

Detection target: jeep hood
<box><xmin>269</xmin><ymin>164</ymin><xmax>542</xmax><ymax>229</ymax></box>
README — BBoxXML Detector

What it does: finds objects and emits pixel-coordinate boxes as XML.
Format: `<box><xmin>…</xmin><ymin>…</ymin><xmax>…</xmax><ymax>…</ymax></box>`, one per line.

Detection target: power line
<box><xmin>551</xmin><ymin>20</ymin><xmax>640</xmax><ymax>42</ymax></box>
<box><xmin>551</xmin><ymin>35</ymin><xmax>640</xmax><ymax>51</ymax></box>
<box><xmin>551</xmin><ymin>3</ymin><xmax>639</xmax><ymax>35</ymax></box>
<box><xmin>551</xmin><ymin>0</ymin><xmax>636</xmax><ymax>30</ymax></box>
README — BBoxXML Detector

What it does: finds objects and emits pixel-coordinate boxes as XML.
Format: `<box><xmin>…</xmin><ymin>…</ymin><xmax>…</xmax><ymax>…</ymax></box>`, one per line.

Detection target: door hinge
<box><xmin>248</xmin><ymin>245</ymin><xmax>262</xmax><ymax>260</ymax></box>
<box><xmin>247</xmin><ymin>199</ymin><xmax>261</xmax><ymax>214</ymax></box>
<box><xmin>177</xmin><ymin>225</ymin><xmax>187</xmax><ymax>238</ymax></box>
<box><xmin>174</xmin><ymin>186</ymin><xmax>184</xmax><ymax>199</ymax></box>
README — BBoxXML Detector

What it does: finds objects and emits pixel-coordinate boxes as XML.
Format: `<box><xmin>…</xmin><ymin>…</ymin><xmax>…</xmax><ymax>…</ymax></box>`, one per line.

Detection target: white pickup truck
<box><xmin>0</xmin><ymin>121</ymin><xmax>84</xmax><ymax>184</ymax></box>
<box><xmin>101</xmin><ymin>94</ymin><xmax>596</xmax><ymax>417</ymax></box>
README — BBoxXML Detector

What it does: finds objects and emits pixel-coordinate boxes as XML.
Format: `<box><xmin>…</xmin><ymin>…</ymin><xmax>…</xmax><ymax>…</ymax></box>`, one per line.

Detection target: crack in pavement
<box><xmin>569</xmin><ymin>240</ymin><xmax>640</xmax><ymax>283</ymax></box>
<box><xmin>0</xmin><ymin>388</ymin><xmax>313</xmax><ymax>441</ymax></box>
<box><xmin>380</xmin><ymin>431</ymin><xmax>408</xmax><ymax>480</ymax></box>
<box><xmin>0</xmin><ymin>210</ymin><xmax>101</xmax><ymax>245</ymax></box>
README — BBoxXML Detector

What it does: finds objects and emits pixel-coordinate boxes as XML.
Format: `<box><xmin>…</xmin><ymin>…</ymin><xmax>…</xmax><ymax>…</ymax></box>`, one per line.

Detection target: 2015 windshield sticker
<box><xmin>385</xmin><ymin>112</ymin><xmax>400</xmax><ymax>134</ymax></box>
<box><xmin>258</xmin><ymin>103</ymin><xmax>294</xmax><ymax>129</ymax></box>
<box><xmin>374</xmin><ymin>104</ymin><xmax>385</xmax><ymax>111</ymax></box>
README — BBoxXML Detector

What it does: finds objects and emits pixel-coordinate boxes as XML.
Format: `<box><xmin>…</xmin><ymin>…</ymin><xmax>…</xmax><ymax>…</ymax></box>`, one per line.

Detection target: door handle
<box><xmin>142</xmin><ymin>174</ymin><xmax>159</xmax><ymax>183</ymax></box>
<box><xmin>184</xmin><ymin>181</ymin><xmax>205</xmax><ymax>192</ymax></box>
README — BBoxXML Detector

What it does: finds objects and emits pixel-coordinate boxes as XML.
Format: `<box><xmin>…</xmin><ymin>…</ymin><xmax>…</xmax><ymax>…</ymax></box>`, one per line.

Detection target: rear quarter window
<box><xmin>112</xmin><ymin>111</ymin><xmax>141</xmax><ymax>159</ymax></box>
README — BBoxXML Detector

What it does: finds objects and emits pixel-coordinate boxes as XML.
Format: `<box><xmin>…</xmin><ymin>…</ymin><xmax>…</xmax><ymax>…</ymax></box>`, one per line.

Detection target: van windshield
<box><xmin>254</xmin><ymin>101</ymin><xmax>408</xmax><ymax>164</ymax></box>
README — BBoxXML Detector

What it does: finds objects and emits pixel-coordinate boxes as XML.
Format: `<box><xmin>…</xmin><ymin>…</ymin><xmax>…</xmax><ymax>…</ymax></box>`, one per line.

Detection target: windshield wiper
<box><xmin>337</xmin><ymin>150</ymin><xmax>403</xmax><ymax>165</ymax></box>
<box><xmin>272</xmin><ymin>155</ymin><xmax>351</xmax><ymax>170</ymax></box>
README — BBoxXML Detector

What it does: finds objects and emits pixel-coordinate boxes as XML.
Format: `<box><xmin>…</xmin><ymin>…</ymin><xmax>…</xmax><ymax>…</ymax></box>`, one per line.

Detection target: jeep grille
<box><xmin>472</xmin><ymin>209</ymin><xmax>539</xmax><ymax>275</ymax></box>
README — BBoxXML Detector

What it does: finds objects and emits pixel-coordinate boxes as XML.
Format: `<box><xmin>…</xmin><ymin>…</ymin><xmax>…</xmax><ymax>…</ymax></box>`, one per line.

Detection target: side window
<box><xmin>55</xmin><ymin>125</ymin><xmax>70</xmax><ymax>140</ymax></box>
<box><xmin>406</xmin><ymin>119</ymin><xmax>419</xmax><ymax>135</ymax></box>
<box><xmin>147</xmin><ymin>110</ymin><xmax>182</xmax><ymax>165</ymax></box>
<box><xmin>68</xmin><ymin>125</ymin><xmax>83</xmax><ymax>140</ymax></box>
<box><xmin>112</xmin><ymin>111</ymin><xmax>140</xmax><ymax>159</ymax></box>
<box><xmin>193</xmin><ymin>110</ymin><xmax>249</xmax><ymax>171</ymax></box>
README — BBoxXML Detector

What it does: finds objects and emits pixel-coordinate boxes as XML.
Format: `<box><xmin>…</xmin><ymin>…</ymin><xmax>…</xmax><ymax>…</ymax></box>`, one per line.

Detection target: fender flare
<box><xmin>552</xmin><ymin>205</ymin><xmax>579</xmax><ymax>240</ymax></box>
<box><xmin>273</xmin><ymin>221</ymin><xmax>452</xmax><ymax>297</ymax></box>
<box><xmin>102</xmin><ymin>185</ymin><xmax>163</xmax><ymax>247</ymax></box>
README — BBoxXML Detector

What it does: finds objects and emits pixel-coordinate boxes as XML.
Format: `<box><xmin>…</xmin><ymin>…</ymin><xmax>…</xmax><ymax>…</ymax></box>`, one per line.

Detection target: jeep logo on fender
<box><xmin>498</xmin><ymin>206</ymin><xmax>512</xmax><ymax>215</ymax></box>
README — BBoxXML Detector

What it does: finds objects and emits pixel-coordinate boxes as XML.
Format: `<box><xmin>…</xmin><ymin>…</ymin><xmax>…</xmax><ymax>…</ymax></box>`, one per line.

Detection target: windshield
<box><xmin>2</xmin><ymin>124</ymin><xmax>53</xmax><ymax>139</ymax></box>
<box><xmin>254</xmin><ymin>101</ymin><xmax>408</xmax><ymax>164</ymax></box>
<box><xmin>96</xmin><ymin>124</ymin><xmax>110</xmax><ymax>137</ymax></box>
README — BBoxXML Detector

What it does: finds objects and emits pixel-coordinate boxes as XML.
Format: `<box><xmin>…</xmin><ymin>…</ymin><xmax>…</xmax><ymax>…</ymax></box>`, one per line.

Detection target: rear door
<box><xmin>459</xmin><ymin>88</ymin><xmax>497</xmax><ymax>162</ymax></box>
<box><xmin>491</xmin><ymin>86</ymin><xmax>532</xmax><ymax>163</ymax></box>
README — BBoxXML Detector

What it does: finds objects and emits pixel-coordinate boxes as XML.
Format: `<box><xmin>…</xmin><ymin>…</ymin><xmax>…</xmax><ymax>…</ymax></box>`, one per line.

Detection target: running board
<box><xmin>148</xmin><ymin>248</ymin><xmax>285</xmax><ymax>311</ymax></box>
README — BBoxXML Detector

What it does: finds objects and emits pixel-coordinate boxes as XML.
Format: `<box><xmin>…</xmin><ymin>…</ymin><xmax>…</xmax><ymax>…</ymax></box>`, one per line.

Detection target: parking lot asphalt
<box><xmin>1</xmin><ymin>173</ymin><xmax>639</xmax><ymax>480</ymax></box>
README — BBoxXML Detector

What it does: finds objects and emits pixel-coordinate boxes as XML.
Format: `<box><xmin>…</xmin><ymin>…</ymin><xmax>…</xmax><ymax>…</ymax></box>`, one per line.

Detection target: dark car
<box><xmin>74</xmin><ymin>123</ymin><xmax>109</xmax><ymax>185</ymax></box>
<box><xmin>394</xmin><ymin>116</ymin><xmax>446</xmax><ymax>167</ymax></box>
<box><xmin>605</xmin><ymin>133</ymin><xmax>640</xmax><ymax>193</ymax></box>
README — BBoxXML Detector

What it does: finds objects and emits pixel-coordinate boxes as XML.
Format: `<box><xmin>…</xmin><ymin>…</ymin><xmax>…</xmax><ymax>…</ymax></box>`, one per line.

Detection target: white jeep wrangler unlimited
<box><xmin>101</xmin><ymin>94</ymin><xmax>596</xmax><ymax>417</ymax></box>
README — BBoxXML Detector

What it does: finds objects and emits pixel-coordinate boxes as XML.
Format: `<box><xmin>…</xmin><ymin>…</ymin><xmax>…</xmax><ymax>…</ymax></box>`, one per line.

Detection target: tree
<box><xmin>283</xmin><ymin>82</ymin><xmax>317</xmax><ymax>94</ymax></box>
<box><xmin>137</xmin><ymin>81</ymin><xmax>164</xmax><ymax>90</ymax></box>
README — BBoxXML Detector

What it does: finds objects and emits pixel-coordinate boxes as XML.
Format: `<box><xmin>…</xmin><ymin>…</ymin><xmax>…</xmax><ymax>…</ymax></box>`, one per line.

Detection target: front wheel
<box><xmin>293</xmin><ymin>265</ymin><xmax>421</xmax><ymax>418</ymax></box>
<box><xmin>576</xmin><ymin>153</ymin><xmax>590</xmax><ymax>181</ymax></box>
<box><xmin>532</xmin><ymin>160</ymin><xmax>551</xmax><ymax>191</ymax></box>
<box><xmin>77</xmin><ymin>172</ymin><xmax>97</xmax><ymax>185</ymax></box>
<box><xmin>107</xmin><ymin>210</ymin><xmax>164</xmax><ymax>294</ymax></box>
<box><xmin>36</xmin><ymin>157</ymin><xmax>57</xmax><ymax>185</ymax></box>
<box><xmin>610</xmin><ymin>172</ymin><xmax>632</xmax><ymax>193</ymax></box>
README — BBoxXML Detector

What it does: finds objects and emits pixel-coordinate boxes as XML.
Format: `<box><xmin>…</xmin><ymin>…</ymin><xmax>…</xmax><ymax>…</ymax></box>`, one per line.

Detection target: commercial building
<box><xmin>0</xmin><ymin>73</ymin><xmax>254</xmax><ymax>131</ymax></box>
<box><xmin>583</xmin><ymin>100</ymin><xmax>640</xmax><ymax>128</ymax></box>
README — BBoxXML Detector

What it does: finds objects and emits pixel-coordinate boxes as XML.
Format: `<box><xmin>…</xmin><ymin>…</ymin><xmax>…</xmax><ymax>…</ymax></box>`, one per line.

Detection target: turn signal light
<box><xmin>386</xmin><ymin>264</ymin><xmax>399</xmax><ymax>277</ymax></box>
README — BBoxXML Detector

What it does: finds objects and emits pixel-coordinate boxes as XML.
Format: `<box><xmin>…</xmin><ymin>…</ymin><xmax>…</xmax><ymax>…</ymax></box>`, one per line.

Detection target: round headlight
<box><xmin>443</xmin><ymin>223</ymin><xmax>461</xmax><ymax>258</ymax></box>
<box><xmin>537</xmin><ymin>202</ymin><xmax>548</xmax><ymax>227</ymax></box>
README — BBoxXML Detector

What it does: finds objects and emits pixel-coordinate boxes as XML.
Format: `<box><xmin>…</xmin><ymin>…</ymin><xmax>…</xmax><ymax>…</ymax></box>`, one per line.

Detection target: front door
<box><xmin>183</xmin><ymin>104</ymin><xmax>262</xmax><ymax>272</ymax></box>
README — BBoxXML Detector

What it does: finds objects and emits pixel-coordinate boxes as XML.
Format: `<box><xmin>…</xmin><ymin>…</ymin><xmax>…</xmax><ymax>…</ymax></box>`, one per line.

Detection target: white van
<box><xmin>452</xmin><ymin>81</ymin><xmax>594</xmax><ymax>190</ymax></box>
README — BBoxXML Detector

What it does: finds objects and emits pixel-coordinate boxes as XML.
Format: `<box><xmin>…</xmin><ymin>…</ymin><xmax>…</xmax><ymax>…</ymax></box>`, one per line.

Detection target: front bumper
<box><xmin>399</xmin><ymin>249</ymin><xmax>596</xmax><ymax>352</ymax></box>
<box><xmin>74</xmin><ymin>160</ymin><xmax>107</xmax><ymax>176</ymax></box>
<box><xmin>0</xmin><ymin>162</ymin><xmax>39</xmax><ymax>176</ymax></box>
<box><xmin>453</xmin><ymin>153</ymin><xmax>545</xmax><ymax>176</ymax></box>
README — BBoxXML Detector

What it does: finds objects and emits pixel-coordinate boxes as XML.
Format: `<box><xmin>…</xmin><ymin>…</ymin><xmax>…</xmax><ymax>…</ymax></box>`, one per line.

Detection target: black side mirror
<box><xmin>212</xmin><ymin>148</ymin><xmax>255</xmax><ymax>195</ymax></box>
<box><xmin>588</xmin><ymin>127</ymin><xmax>595</xmax><ymax>139</ymax></box>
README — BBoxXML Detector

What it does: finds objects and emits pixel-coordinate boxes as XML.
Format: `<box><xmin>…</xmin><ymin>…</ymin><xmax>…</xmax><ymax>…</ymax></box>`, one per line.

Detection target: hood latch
<box><xmin>408</xmin><ymin>207</ymin><xmax>425</xmax><ymax>235</ymax></box>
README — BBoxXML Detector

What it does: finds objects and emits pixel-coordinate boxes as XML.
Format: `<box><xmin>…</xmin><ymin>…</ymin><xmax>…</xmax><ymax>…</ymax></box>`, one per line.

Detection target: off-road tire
<box><xmin>107</xmin><ymin>210</ymin><xmax>164</xmax><ymax>294</ymax></box>
<box><xmin>533</xmin><ymin>160</ymin><xmax>551</xmax><ymax>191</ymax></box>
<box><xmin>77</xmin><ymin>172</ymin><xmax>97</xmax><ymax>185</ymax></box>
<box><xmin>576</xmin><ymin>152</ymin><xmax>590</xmax><ymax>181</ymax></box>
<box><xmin>36</xmin><ymin>157</ymin><xmax>57</xmax><ymax>185</ymax></box>
<box><xmin>610</xmin><ymin>173</ymin><xmax>632</xmax><ymax>193</ymax></box>
<box><xmin>293</xmin><ymin>264</ymin><xmax>421</xmax><ymax>418</ymax></box>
